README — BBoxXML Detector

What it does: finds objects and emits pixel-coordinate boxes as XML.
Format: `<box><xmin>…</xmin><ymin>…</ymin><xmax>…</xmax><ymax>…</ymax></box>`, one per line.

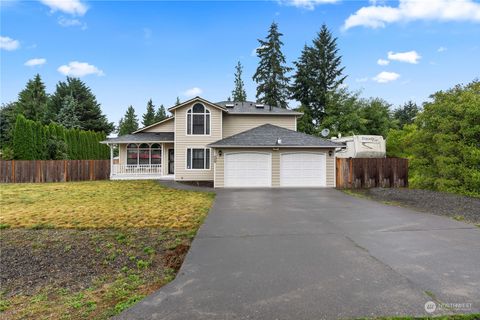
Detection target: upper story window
<box><xmin>187</xmin><ymin>103</ymin><xmax>210</xmax><ymax>135</ymax></box>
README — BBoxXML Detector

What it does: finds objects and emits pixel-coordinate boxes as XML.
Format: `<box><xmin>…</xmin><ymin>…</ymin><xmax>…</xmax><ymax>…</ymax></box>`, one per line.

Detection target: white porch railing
<box><xmin>112</xmin><ymin>164</ymin><xmax>162</xmax><ymax>175</ymax></box>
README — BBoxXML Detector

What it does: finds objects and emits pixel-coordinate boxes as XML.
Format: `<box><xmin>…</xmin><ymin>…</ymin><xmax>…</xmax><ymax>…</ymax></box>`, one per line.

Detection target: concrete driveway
<box><xmin>119</xmin><ymin>189</ymin><xmax>480</xmax><ymax>320</ymax></box>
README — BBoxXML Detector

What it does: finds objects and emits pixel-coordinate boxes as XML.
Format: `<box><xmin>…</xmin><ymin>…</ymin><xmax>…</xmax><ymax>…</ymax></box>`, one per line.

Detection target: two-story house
<box><xmin>102</xmin><ymin>96</ymin><xmax>342</xmax><ymax>188</ymax></box>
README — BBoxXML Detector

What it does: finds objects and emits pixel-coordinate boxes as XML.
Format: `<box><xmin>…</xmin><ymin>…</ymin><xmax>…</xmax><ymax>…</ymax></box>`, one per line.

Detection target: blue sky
<box><xmin>1</xmin><ymin>0</ymin><xmax>479</xmax><ymax>124</ymax></box>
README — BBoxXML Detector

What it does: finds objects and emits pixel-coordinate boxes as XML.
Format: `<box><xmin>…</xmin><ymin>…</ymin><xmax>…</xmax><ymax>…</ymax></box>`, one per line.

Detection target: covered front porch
<box><xmin>101</xmin><ymin>132</ymin><xmax>175</xmax><ymax>180</ymax></box>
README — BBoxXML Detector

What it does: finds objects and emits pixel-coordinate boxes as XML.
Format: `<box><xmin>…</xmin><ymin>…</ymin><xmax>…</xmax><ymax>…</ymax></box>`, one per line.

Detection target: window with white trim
<box><xmin>187</xmin><ymin>103</ymin><xmax>210</xmax><ymax>135</ymax></box>
<box><xmin>126</xmin><ymin>143</ymin><xmax>162</xmax><ymax>166</ymax></box>
<box><xmin>186</xmin><ymin>148</ymin><xmax>210</xmax><ymax>169</ymax></box>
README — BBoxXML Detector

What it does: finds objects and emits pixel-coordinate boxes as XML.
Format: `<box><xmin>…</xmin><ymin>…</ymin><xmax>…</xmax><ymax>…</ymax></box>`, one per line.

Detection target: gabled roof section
<box><xmin>134</xmin><ymin>117</ymin><xmax>174</xmax><ymax>134</ymax></box>
<box><xmin>101</xmin><ymin>132</ymin><xmax>174</xmax><ymax>144</ymax></box>
<box><xmin>168</xmin><ymin>96</ymin><xmax>227</xmax><ymax>112</ymax></box>
<box><xmin>216</xmin><ymin>101</ymin><xmax>302</xmax><ymax>115</ymax></box>
<box><xmin>208</xmin><ymin>124</ymin><xmax>343</xmax><ymax>148</ymax></box>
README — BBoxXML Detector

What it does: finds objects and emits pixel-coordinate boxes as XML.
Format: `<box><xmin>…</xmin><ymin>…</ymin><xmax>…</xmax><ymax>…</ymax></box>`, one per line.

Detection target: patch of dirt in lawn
<box><xmin>350</xmin><ymin>188</ymin><xmax>480</xmax><ymax>224</ymax></box>
<box><xmin>0</xmin><ymin>228</ymin><xmax>193</xmax><ymax>319</ymax></box>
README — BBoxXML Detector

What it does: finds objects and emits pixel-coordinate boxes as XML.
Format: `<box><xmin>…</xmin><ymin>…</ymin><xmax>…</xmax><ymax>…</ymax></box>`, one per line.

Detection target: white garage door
<box><xmin>280</xmin><ymin>153</ymin><xmax>326</xmax><ymax>187</ymax></box>
<box><xmin>224</xmin><ymin>152</ymin><xmax>271</xmax><ymax>187</ymax></box>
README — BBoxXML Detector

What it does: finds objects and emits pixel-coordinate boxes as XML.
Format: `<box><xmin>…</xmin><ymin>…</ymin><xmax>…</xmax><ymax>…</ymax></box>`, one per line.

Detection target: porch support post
<box><xmin>109</xmin><ymin>144</ymin><xmax>114</xmax><ymax>179</ymax></box>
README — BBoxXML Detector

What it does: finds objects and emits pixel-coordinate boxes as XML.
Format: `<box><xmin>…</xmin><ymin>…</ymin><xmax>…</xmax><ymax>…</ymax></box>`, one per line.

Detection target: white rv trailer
<box><xmin>333</xmin><ymin>135</ymin><xmax>386</xmax><ymax>158</ymax></box>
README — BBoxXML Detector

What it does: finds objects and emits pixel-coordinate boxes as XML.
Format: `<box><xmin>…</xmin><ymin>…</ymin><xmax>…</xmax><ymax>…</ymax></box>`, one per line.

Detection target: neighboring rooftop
<box><xmin>216</xmin><ymin>101</ymin><xmax>302</xmax><ymax>115</ymax></box>
<box><xmin>208</xmin><ymin>124</ymin><xmax>343</xmax><ymax>148</ymax></box>
<box><xmin>101</xmin><ymin>132</ymin><xmax>174</xmax><ymax>144</ymax></box>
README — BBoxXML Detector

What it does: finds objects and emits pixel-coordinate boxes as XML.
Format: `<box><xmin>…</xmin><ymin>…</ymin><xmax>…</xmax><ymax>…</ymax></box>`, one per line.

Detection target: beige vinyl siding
<box><xmin>174</xmin><ymin>101</ymin><xmax>223</xmax><ymax>181</ymax></box>
<box><xmin>213</xmin><ymin>148</ymin><xmax>336</xmax><ymax>188</ymax></box>
<box><xmin>143</xmin><ymin>118</ymin><xmax>174</xmax><ymax>132</ymax></box>
<box><xmin>222</xmin><ymin>114</ymin><xmax>297</xmax><ymax>138</ymax></box>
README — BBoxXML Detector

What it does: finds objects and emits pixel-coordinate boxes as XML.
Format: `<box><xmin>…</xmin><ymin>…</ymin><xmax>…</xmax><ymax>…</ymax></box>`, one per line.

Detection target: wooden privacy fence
<box><xmin>0</xmin><ymin>160</ymin><xmax>110</xmax><ymax>183</ymax></box>
<box><xmin>336</xmin><ymin>158</ymin><xmax>408</xmax><ymax>189</ymax></box>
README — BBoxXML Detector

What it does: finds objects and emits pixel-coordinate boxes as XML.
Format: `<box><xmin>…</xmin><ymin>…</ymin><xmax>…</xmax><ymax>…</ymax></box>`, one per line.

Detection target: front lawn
<box><xmin>0</xmin><ymin>180</ymin><xmax>215</xmax><ymax>319</ymax></box>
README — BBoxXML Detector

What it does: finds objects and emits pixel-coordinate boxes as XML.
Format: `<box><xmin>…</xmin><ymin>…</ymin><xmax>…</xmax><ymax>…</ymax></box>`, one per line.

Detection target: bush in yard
<box><xmin>388</xmin><ymin>80</ymin><xmax>480</xmax><ymax>197</ymax></box>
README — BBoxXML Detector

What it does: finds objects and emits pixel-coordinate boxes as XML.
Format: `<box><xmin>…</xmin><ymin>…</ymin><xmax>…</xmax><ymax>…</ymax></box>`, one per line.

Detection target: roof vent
<box><xmin>255</xmin><ymin>104</ymin><xmax>265</xmax><ymax>109</ymax></box>
<box><xmin>225</xmin><ymin>103</ymin><xmax>234</xmax><ymax>108</ymax></box>
<box><xmin>276</xmin><ymin>138</ymin><xmax>282</xmax><ymax>145</ymax></box>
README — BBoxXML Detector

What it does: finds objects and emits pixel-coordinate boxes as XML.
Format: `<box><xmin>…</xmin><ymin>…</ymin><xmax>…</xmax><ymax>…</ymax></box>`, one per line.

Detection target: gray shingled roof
<box><xmin>101</xmin><ymin>132</ymin><xmax>174</xmax><ymax>144</ymax></box>
<box><xmin>208</xmin><ymin>124</ymin><xmax>343</xmax><ymax>148</ymax></box>
<box><xmin>216</xmin><ymin>101</ymin><xmax>302</xmax><ymax>115</ymax></box>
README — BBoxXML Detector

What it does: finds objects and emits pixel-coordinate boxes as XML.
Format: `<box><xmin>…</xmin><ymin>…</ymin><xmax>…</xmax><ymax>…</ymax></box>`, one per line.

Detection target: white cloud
<box><xmin>57</xmin><ymin>61</ymin><xmax>104</xmax><ymax>77</ymax></box>
<box><xmin>278</xmin><ymin>0</ymin><xmax>339</xmax><ymax>10</ymax></box>
<box><xmin>437</xmin><ymin>46</ymin><xmax>447</xmax><ymax>52</ymax></box>
<box><xmin>377</xmin><ymin>58</ymin><xmax>390</xmax><ymax>66</ymax></box>
<box><xmin>343</xmin><ymin>0</ymin><xmax>480</xmax><ymax>30</ymax></box>
<box><xmin>58</xmin><ymin>16</ymin><xmax>87</xmax><ymax>29</ymax></box>
<box><xmin>183</xmin><ymin>87</ymin><xmax>203</xmax><ymax>97</ymax></box>
<box><xmin>0</xmin><ymin>36</ymin><xmax>20</xmax><ymax>51</ymax></box>
<box><xmin>24</xmin><ymin>58</ymin><xmax>47</xmax><ymax>67</ymax></box>
<box><xmin>387</xmin><ymin>50</ymin><xmax>421</xmax><ymax>64</ymax></box>
<box><xmin>373</xmin><ymin>71</ymin><xmax>400</xmax><ymax>83</ymax></box>
<box><xmin>40</xmin><ymin>0</ymin><xmax>88</xmax><ymax>16</ymax></box>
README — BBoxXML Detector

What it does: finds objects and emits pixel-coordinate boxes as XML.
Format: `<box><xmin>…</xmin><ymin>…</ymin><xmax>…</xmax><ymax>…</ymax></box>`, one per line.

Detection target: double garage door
<box><xmin>224</xmin><ymin>152</ymin><xmax>326</xmax><ymax>188</ymax></box>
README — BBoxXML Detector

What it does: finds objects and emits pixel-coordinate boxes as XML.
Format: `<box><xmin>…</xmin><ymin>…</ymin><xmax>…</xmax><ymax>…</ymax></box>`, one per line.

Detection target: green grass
<box><xmin>0</xmin><ymin>180</ymin><xmax>215</xmax><ymax>229</ymax></box>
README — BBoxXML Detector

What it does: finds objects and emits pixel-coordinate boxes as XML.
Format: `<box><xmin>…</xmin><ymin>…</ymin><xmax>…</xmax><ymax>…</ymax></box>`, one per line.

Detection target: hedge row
<box><xmin>12</xmin><ymin>114</ymin><xmax>109</xmax><ymax>160</ymax></box>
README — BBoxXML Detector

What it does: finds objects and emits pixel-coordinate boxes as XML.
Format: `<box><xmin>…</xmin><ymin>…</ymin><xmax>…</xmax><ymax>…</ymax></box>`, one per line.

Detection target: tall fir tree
<box><xmin>16</xmin><ymin>74</ymin><xmax>49</xmax><ymax>122</ymax></box>
<box><xmin>231</xmin><ymin>61</ymin><xmax>247</xmax><ymax>102</ymax></box>
<box><xmin>252</xmin><ymin>22</ymin><xmax>291</xmax><ymax>108</ymax></box>
<box><xmin>48</xmin><ymin>77</ymin><xmax>114</xmax><ymax>133</ymax></box>
<box><xmin>118</xmin><ymin>106</ymin><xmax>139</xmax><ymax>135</ymax></box>
<box><xmin>142</xmin><ymin>99</ymin><xmax>156</xmax><ymax>127</ymax></box>
<box><xmin>291</xmin><ymin>24</ymin><xmax>346</xmax><ymax>130</ymax></box>
<box><xmin>57</xmin><ymin>95</ymin><xmax>81</xmax><ymax>129</ymax></box>
<box><xmin>154</xmin><ymin>104</ymin><xmax>167</xmax><ymax>122</ymax></box>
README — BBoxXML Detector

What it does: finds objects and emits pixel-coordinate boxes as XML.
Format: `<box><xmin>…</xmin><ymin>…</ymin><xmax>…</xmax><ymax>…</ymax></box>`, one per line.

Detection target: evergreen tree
<box><xmin>291</xmin><ymin>45</ymin><xmax>315</xmax><ymax>115</ymax></box>
<box><xmin>253</xmin><ymin>22</ymin><xmax>291</xmax><ymax>108</ymax></box>
<box><xmin>0</xmin><ymin>102</ymin><xmax>17</xmax><ymax>149</ymax></box>
<box><xmin>232</xmin><ymin>61</ymin><xmax>247</xmax><ymax>102</ymax></box>
<box><xmin>118</xmin><ymin>106</ymin><xmax>139</xmax><ymax>135</ymax></box>
<box><xmin>12</xmin><ymin>115</ymin><xmax>35</xmax><ymax>160</ymax></box>
<box><xmin>142</xmin><ymin>99</ymin><xmax>156</xmax><ymax>127</ymax></box>
<box><xmin>49</xmin><ymin>77</ymin><xmax>114</xmax><ymax>133</ymax></box>
<box><xmin>33</xmin><ymin>121</ymin><xmax>46</xmax><ymax>159</ymax></box>
<box><xmin>393</xmin><ymin>100</ymin><xmax>420</xmax><ymax>128</ymax></box>
<box><xmin>295</xmin><ymin>105</ymin><xmax>316</xmax><ymax>135</ymax></box>
<box><xmin>154</xmin><ymin>104</ymin><xmax>167</xmax><ymax>122</ymax></box>
<box><xmin>291</xmin><ymin>24</ymin><xmax>346</xmax><ymax>128</ymax></box>
<box><xmin>57</xmin><ymin>95</ymin><xmax>81</xmax><ymax>129</ymax></box>
<box><xmin>16</xmin><ymin>74</ymin><xmax>49</xmax><ymax>122</ymax></box>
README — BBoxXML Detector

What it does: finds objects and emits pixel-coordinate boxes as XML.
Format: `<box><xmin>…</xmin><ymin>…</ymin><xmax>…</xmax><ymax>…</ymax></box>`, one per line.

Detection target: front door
<box><xmin>168</xmin><ymin>149</ymin><xmax>174</xmax><ymax>174</ymax></box>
